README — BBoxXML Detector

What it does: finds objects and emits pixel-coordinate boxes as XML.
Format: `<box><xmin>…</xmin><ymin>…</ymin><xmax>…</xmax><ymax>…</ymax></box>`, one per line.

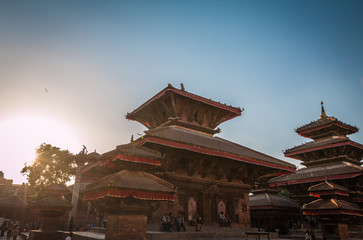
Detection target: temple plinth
<box><xmin>28</xmin><ymin>184</ymin><xmax>72</xmax><ymax>240</ymax></box>
<box><xmin>34</xmin><ymin>184</ymin><xmax>72</xmax><ymax>232</ymax></box>
<box><xmin>103</xmin><ymin>200</ymin><xmax>150</xmax><ymax>240</ymax></box>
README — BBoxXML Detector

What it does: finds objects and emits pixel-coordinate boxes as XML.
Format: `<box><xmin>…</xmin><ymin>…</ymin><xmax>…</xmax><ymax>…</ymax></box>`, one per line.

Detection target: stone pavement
<box><xmin>74</xmin><ymin>231</ymin><xmax>298</xmax><ymax>240</ymax></box>
<box><xmin>0</xmin><ymin>231</ymin><xmax>307</xmax><ymax>240</ymax></box>
<box><xmin>0</xmin><ymin>236</ymin><xmax>22</xmax><ymax>240</ymax></box>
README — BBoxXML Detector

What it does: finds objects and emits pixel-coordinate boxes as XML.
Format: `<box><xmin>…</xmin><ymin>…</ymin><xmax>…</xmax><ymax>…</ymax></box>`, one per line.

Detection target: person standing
<box><xmin>168</xmin><ymin>212</ymin><xmax>174</xmax><ymax>232</ymax></box>
<box><xmin>6</xmin><ymin>225</ymin><xmax>12</xmax><ymax>240</ymax></box>
<box><xmin>0</xmin><ymin>220</ymin><xmax>8</xmax><ymax>237</ymax></box>
<box><xmin>196</xmin><ymin>214</ymin><xmax>202</xmax><ymax>231</ymax></box>
<box><xmin>160</xmin><ymin>213</ymin><xmax>167</xmax><ymax>231</ymax></box>
<box><xmin>177</xmin><ymin>213</ymin><xmax>186</xmax><ymax>232</ymax></box>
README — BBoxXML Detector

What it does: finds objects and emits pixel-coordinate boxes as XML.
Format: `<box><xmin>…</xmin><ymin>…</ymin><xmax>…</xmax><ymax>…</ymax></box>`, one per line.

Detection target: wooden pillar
<box><xmin>69</xmin><ymin>165</ymin><xmax>82</xmax><ymax>224</ymax></box>
<box><xmin>213</xmin><ymin>195</ymin><xmax>217</xmax><ymax>222</ymax></box>
<box><xmin>199</xmin><ymin>193</ymin><xmax>204</xmax><ymax>222</ymax></box>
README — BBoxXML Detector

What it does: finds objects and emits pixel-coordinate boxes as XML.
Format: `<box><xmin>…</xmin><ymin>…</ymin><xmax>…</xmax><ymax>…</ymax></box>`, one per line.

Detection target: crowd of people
<box><xmin>161</xmin><ymin>211</ymin><xmax>234</xmax><ymax>232</ymax></box>
<box><xmin>0</xmin><ymin>220</ymin><xmax>20</xmax><ymax>240</ymax></box>
<box><xmin>160</xmin><ymin>212</ymin><xmax>188</xmax><ymax>232</ymax></box>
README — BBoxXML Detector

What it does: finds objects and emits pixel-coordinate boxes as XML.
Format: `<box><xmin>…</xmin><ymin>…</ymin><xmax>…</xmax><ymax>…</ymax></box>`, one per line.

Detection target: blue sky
<box><xmin>0</xmin><ymin>0</ymin><xmax>362</xmax><ymax>184</ymax></box>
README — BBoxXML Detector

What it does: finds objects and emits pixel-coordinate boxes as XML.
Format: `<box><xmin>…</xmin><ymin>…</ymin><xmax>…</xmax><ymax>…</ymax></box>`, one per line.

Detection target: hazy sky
<box><xmin>1</xmin><ymin>0</ymin><xmax>362</xmax><ymax>184</ymax></box>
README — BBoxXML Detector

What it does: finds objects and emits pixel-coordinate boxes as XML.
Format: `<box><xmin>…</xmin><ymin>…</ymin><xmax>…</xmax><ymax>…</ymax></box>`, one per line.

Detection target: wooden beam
<box><xmin>187</xmin><ymin>158</ymin><xmax>204</xmax><ymax>176</ymax></box>
<box><xmin>228</xmin><ymin>167</ymin><xmax>243</xmax><ymax>182</ymax></box>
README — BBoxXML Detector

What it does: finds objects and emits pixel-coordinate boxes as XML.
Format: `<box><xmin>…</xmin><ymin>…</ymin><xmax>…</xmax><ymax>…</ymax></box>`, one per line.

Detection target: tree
<box><xmin>21</xmin><ymin>143</ymin><xmax>76</xmax><ymax>196</ymax></box>
<box><xmin>278</xmin><ymin>188</ymin><xmax>293</xmax><ymax>199</ymax></box>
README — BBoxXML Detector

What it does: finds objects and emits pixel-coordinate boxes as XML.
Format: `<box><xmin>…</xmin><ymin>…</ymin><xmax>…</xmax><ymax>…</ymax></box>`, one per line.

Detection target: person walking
<box><xmin>11</xmin><ymin>226</ymin><xmax>19</xmax><ymax>240</ymax></box>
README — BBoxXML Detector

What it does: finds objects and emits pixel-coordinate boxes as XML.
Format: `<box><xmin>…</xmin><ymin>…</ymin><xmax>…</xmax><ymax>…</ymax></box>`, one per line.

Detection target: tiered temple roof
<box><xmin>137</xmin><ymin>125</ymin><xmax>295</xmax><ymax>172</ymax></box>
<box><xmin>303</xmin><ymin>198</ymin><xmax>363</xmax><ymax>216</ymax></box>
<box><xmin>250</xmin><ymin>189</ymin><xmax>300</xmax><ymax>210</ymax></box>
<box><xmin>270</xmin><ymin>162</ymin><xmax>362</xmax><ymax>187</ymax></box>
<box><xmin>296</xmin><ymin>102</ymin><xmax>358</xmax><ymax>140</ymax></box>
<box><xmin>308</xmin><ymin>181</ymin><xmax>350</xmax><ymax>197</ymax></box>
<box><xmin>126</xmin><ymin>84</ymin><xmax>242</xmax><ymax>133</ymax></box>
<box><xmin>81</xmin><ymin>141</ymin><xmax>162</xmax><ymax>177</ymax></box>
<box><xmin>303</xmin><ymin>181</ymin><xmax>362</xmax><ymax>217</ymax></box>
<box><xmin>83</xmin><ymin>170</ymin><xmax>175</xmax><ymax>201</ymax></box>
<box><xmin>270</xmin><ymin>102</ymin><xmax>362</xmax><ymax>187</ymax></box>
<box><xmin>0</xmin><ymin>195</ymin><xmax>28</xmax><ymax>208</ymax></box>
<box><xmin>128</xmin><ymin>84</ymin><xmax>295</xmax><ymax>174</ymax></box>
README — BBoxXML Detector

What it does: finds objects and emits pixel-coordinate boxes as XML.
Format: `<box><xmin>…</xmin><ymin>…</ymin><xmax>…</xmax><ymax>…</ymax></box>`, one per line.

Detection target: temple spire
<box><xmin>320</xmin><ymin>101</ymin><xmax>327</xmax><ymax>120</ymax></box>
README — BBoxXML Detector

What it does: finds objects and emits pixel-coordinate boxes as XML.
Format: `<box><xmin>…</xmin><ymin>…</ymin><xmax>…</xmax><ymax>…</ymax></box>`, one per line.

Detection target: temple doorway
<box><xmin>218</xmin><ymin>200</ymin><xmax>226</xmax><ymax>215</ymax></box>
<box><xmin>188</xmin><ymin>197</ymin><xmax>197</xmax><ymax>223</ymax></box>
<box><xmin>202</xmin><ymin>185</ymin><xmax>222</xmax><ymax>224</ymax></box>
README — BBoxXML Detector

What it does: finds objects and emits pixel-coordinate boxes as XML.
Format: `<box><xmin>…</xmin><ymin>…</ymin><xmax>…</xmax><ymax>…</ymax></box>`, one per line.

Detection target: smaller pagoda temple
<box><xmin>249</xmin><ymin>188</ymin><xmax>300</xmax><ymax>234</ymax></box>
<box><xmin>303</xmin><ymin>180</ymin><xmax>363</xmax><ymax>240</ymax></box>
<box><xmin>269</xmin><ymin>102</ymin><xmax>363</xmax><ymax>205</ymax></box>
<box><xmin>269</xmin><ymin>102</ymin><xmax>363</xmax><ymax>238</ymax></box>
<box><xmin>83</xmin><ymin>170</ymin><xmax>175</xmax><ymax>240</ymax></box>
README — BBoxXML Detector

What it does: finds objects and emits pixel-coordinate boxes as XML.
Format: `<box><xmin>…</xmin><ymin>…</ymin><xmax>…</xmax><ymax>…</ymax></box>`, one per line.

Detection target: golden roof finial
<box><xmin>320</xmin><ymin>101</ymin><xmax>327</xmax><ymax>120</ymax></box>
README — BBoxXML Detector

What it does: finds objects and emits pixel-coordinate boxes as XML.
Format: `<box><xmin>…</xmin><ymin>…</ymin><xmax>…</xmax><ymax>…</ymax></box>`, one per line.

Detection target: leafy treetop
<box><xmin>21</xmin><ymin>143</ymin><xmax>76</xmax><ymax>196</ymax></box>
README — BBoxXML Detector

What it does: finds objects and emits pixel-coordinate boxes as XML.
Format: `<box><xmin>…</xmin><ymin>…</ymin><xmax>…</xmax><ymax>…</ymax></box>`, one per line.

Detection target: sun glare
<box><xmin>0</xmin><ymin>115</ymin><xmax>81</xmax><ymax>184</ymax></box>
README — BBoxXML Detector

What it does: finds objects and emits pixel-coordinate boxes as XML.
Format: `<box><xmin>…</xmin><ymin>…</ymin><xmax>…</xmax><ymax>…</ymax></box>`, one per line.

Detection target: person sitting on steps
<box><xmin>218</xmin><ymin>211</ymin><xmax>227</xmax><ymax>227</ymax></box>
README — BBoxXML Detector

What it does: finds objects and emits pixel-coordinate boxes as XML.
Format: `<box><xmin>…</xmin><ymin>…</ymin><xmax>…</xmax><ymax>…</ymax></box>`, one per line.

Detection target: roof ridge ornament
<box><xmin>320</xmin><ymin>101</ymin><xmax>328</xmax><ymax>120</ymax></box>
<box><xmin>319</xmin><ymin>101</ymin><xmax>337</xmax><ymax>121</ymax></box>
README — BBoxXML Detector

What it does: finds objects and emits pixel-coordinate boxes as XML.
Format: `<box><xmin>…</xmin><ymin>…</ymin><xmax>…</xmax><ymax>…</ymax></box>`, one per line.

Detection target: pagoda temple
<box><xmin>270</xmin><ymin>102</ymin><xmax>363</xmax><ymax>204</ymax></box>
<box><xmin>302</xmin><ymin>180</ymin><xmax>363</xmax><ymax>239</ymax></box>
<box><xmin>80</xmin><ymin>84</ymin><xmax>295</xmax><ymax>229</ymax></box>
<box><xmin>269</xmin><ymin>102</ymin><xmax>363</xmax><ymax>237</ymax></box>
<box><xmin>249</xmin><ymin>188</ymin><xmax>300</xmax><ymax>234</ymax></box>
